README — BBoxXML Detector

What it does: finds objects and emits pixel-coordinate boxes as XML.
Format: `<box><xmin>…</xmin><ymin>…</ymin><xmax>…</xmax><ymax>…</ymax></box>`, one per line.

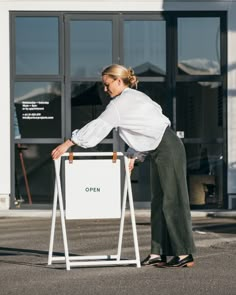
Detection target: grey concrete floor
<box><xmin>0</xmin><ymin>212</ymin><xmax>236</xmax><ymax>295</ymax></box>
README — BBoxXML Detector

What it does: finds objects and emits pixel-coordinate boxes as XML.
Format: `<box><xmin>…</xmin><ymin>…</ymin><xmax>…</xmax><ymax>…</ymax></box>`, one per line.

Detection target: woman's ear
<box><xmin>117</xmin><ymin>77</ymin><xmax>123</xmax><ymax>86</ymax></box>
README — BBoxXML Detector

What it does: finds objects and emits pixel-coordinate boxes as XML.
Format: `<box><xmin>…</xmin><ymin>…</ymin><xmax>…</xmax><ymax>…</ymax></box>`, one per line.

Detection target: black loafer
<box><xmin>164</xmin><ymin>254</ymin><xmax>194</xmax><ymax>268</ymax></box>
<box><xmin>141</xmin><ymin>254</ymin><xmax>167</xmax><ymax>266</ymax></box>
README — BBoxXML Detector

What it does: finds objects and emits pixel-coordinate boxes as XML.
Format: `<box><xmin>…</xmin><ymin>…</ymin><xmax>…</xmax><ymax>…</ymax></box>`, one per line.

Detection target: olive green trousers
<box><xmin>150</xmin><ymin>127</ymin><xmax>196</xmax><ymax>256</ymax></box>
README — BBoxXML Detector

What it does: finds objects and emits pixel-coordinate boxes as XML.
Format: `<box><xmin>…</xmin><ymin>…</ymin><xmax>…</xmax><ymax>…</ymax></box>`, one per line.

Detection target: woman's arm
<box><xmin>126</xmin><ymin>147</ymin><xmax>149</xmax><ymax>162</ymax></box>
<box><xmin>51</xmin><ymin>139</ymin><xmax>75</xmax><ymax>160</ymax></box>
<box><xmin>126</xmin><ymin>147</ymin><xmax>149</xmax><ymax>173</ymax></box>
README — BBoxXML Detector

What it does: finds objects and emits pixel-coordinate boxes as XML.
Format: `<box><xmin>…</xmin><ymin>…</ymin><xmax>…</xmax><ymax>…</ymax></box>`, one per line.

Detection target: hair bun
<box><xmin>127</xmin><ymin>67</ymin><xmax>138</xmax><ymax>89</ymax></box>
<box><xmin>127</xmin><ymin>67</ymin><xmax>134</xmax><ymax>79</ymax></box>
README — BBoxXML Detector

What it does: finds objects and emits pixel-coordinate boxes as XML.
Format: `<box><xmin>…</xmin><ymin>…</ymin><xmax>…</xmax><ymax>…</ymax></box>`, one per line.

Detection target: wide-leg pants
<box><xmin>150</xmin><ymin>127</ymin><xmax>196</xmax><ymax>256</ymax></box>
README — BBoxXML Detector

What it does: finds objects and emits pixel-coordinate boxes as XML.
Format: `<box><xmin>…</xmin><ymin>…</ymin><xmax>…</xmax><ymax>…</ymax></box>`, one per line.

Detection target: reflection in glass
<box><xmin>176</xmin><ymin>82</ymin><xmax>223</xmax><ymax>138</ymax></box>
<box><xmin>71</xmin><ymin>82</ymin><xmax>110</xmax><ymax>129</ymax></box>
<box><xmin>138</xmin><ymin>82</ymin><xmax>167</xmax><ymax>115</ymax></box>
<box><xmin>14</xmin><ymin>82</ymin><xmax>61</xmax><ymax>138</ymax></box>
<box><xmin>178</xmin><ymin>18</ymin><xmax>220</xmax><ymax>75</ymax></box>
<box><xmin>71</xmin><ymin>82</ymin><xmax>113</xmax><ymax>152</ymax></box>
<box><xmin>186</xmin><ymin>143</ymin><xmax>223</xmax><ymax>209</ymax></box>
<box><xmin>15</xmin><ymin>17</ymin><xmax>59</xmax><ymax>75</ymax></box>
<box><xmin>124</xmin><ymin>21</ymin><xmax>166</xmax><ymax>75</ymax></box>
<box><xmin>14</xmin><ymin>106</ymin><xmax>21</xmax><ymax>139</ymax></box>
<box><xmin>14</xmin><ymin>144</ymin><xmax>55</xmax><ymax>206</ymax></box>
<box><xmin>130</xmin><ymin>82</ymin><xmax>166</xmax><ymax>204</ymax></box>
<box><xmin>176</xmin><ymin>81</ymin><xmax>224</xmax><ymax>209</ymax></box>
<box><xmin>70</xmin><ymin>21</ymin><xmax>112</xmax><ymax>77</ymax></box>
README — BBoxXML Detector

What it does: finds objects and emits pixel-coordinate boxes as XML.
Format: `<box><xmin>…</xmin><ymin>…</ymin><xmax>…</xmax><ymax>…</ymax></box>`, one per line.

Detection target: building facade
<box><xmin>1</xmin><ymin>0</ymin><xmax>236</xmax><ymax>210</ymax></box>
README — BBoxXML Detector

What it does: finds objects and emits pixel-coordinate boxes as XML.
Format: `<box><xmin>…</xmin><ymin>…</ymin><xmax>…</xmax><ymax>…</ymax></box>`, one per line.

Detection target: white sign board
<box><xmin>65</xmin><ymin>159</ymin><xmax>121</xmax><ymax>219</ymax></box>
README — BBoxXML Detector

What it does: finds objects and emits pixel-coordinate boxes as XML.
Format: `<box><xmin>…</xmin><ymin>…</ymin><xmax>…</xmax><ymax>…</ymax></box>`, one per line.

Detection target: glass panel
<box><xmin>131</xmin><ymin>159</ymin><xmax>151</xmax><ymax>204</ymax></box>
<box><xmin>15</xmin><ymin>17</ymin><xmax>59</xmax><ymax>75</ymax></box>
<box><xmin>178</xmin><ymin>18</ymin><xmax>220</xmax><ymax>75</ymax></box>
<box><xmin>176</xmin><ymin>82</ymin><xmax>223</xmax><ymax>138</ymax></box>
<box><xmin>70</xmin><ymin>21</ymin><xmax>112</xmax><ymax>78</ymax></box>
<box><xmin>186</xmin><ymin>143</ymin><xmax>223</xmax><ymax>209</ymax></box>
<box><xmin>131</xmin><ymin>82</ymin><xmax>166</xmax><ymax>204</ymax></box>
<box><xmin>71</xmin><ymin>81</ymin><xmax>112</xmax><ymax>152</ymax></box>
<box><xmin>14</xmin><ymin>82</ymin><xmax>61</xmax><ymax>138</ymax></box>
<box><xmin>176</xmin><ymin>81</ymin><xmax>224</xmax><ymax>209</ymax></box>
<box><xmin>124</xmin><ymin>21</ymin><xmax>166</xmax><ymax>76</ymax></box>
<box><xmin>138</xmin><ymin>81</ymin><xmax>168</xmax><ymax>115</ymax></box>
<box><xmin>14</xmin><ymin>144</ymin><xmax>55</xmax><ymax>206</ymax></box>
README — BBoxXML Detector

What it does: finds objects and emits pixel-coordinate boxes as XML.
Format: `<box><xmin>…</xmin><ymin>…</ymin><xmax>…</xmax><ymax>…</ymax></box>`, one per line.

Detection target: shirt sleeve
<box><xmin>125</xmin><ymin>147</ymin><xmax>149</xmax><ymax>162</ymax></box>
<box><xmin>99</xmin><ymin>100</ymin><xmax>120</xmax><ymax>126</ymax></box>
<box><xmin>71</xmin><ymin>118</ymin><xmax>113</xmax><ymax>148</ymax></box>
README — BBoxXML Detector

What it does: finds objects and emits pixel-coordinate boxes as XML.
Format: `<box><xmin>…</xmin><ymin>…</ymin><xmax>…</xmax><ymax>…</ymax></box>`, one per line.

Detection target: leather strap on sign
<box><xmin>69</xmin><ymin>152</ymin><xmax>74</xmax><ymax>164</ymax></box>
<box><xmin>112</xmin><ymin>152</ymin><xmax>117</xmax><ymax>163</ymax></box>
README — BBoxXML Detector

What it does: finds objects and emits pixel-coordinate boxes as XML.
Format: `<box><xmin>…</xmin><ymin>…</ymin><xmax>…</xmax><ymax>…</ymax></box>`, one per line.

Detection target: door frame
<box><xmin>10</xmin><ymin>11</ymin><xmax>227</xmax><ymax>208</ymax></box>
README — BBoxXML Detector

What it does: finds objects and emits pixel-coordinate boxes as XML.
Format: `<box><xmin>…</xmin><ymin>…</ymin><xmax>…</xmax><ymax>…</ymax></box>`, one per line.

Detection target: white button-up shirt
<box><xmin>71</xmin><ymin>88</ymin><xmax>170</xmax><ymax>152</ymax></box>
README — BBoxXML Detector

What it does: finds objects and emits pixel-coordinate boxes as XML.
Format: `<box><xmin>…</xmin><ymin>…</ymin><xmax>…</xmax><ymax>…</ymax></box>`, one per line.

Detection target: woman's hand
<box><xmin>128</xmin><ymin>158</ymin><xmax>136</xmax><ymax>173</ymax></box>
<box><xmin>51</xmin><ymin>140</ymin><xmax>75</xmax><ymax>160</ymax></box>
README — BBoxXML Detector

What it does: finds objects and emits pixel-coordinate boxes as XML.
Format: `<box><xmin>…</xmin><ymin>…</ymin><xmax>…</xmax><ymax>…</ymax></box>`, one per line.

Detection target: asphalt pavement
<box><xmin>0</xmin><ymin>210</ymin><xmax>236</xmax><ymax>295</ymax></box>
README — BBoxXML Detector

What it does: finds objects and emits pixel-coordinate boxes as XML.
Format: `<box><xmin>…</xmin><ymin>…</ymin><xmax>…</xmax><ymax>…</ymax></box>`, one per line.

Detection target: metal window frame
<box><xmin>10</xmin><ymin>12</ymin><xmax>64</xmax><ymax>208</ymax></box>
<box><xmin>169</xmin><ymin>11</ymin><xmax>227</xmax><ymax>208</ymax></box>
<box><xmin>10</xmin><ymin>10</ymin><xmax>228</xmax><ymax>209</ymax></box>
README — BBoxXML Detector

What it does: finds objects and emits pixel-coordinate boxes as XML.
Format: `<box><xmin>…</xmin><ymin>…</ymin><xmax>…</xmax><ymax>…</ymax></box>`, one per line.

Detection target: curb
<box><xmin>0</xmin><ymin>209</ymin><xmax>236</xmax><ymax>218</ymax></box>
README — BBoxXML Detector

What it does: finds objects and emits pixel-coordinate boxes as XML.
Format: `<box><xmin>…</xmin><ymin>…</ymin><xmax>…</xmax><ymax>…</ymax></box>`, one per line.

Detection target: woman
<box><xmin>51</xmin><ymin>64</ymin><xmax>196</xmax><ymax>268</ymax></box>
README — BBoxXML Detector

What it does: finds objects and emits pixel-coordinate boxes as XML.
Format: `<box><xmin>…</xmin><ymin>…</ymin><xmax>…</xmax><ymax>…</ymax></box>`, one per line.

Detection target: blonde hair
<box><xmin>102</xmin><ymin>64</ymin><xmax>138</xmax><ymax>89</ymax></box>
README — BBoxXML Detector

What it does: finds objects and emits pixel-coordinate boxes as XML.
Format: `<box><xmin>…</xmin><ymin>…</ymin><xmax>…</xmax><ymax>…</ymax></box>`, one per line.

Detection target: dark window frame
<box><xmin>10</xmin><ymin>10</ymin><xmax>227</xmax><ymax>208</ymax></box>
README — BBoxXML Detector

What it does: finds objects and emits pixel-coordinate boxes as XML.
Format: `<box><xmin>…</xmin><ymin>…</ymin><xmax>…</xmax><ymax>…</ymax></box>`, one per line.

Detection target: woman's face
<box><xmin>102</xmin><ymin>75</ymin><xmax>126</xmax><ymax>98</ymax></box>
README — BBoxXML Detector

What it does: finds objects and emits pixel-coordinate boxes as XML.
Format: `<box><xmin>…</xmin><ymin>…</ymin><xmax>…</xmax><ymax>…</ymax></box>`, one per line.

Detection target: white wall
<box><xmin>0</xmin><ymin>0</ymin><xmax>236</xmax><ymax>209</ymax></box>
<box><xmin>0</xmin><ymin>5</ymin><xmax>11</xmax><ymax>200</ymax></box>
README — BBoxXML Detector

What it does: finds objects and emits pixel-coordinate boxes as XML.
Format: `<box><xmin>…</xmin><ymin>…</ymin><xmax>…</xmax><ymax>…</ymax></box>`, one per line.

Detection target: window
<box><xmin>124</xmin><ymin>20</ymin><xmax>166</xmax><ymax>75</ymax></box>
<box><xmin>178</xmin><ymin>18</ymin><xmax>220</xmax><ymax>75</ymax></box>
<box><xmin>14</xmin><ymin>82</ymin><xmax>61</xmax><ymax>138</ymax></box>
<box><xmin>70</xmin><ymin>20</ymin><xmax>112</xmax><ymax>78</ymax></box>
<box><xmin>15</xmin><ymin>17</ymin><xmax>59</xmax><ymax>75</ymax></box>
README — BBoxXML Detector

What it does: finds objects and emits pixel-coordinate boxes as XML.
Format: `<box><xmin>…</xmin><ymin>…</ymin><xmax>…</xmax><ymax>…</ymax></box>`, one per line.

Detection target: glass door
<box><xmin>11</xmin><ymin>11</ymin><xmax>227</xmax><ymax>209</ymax></box>
<box><xmin>12</xmin><ymin>14</ymin><xmax>63</xmax><ymax>208</ymax></box>
<box><xmin>63</xmin><ymin>14</ymin><xmax>169</xmax><ymax>208</ymax></box>
<box><xmin>174</xmin><ymin>14</ymin><xmax>227</xmax><ymax>209</ymax></box>
<box><xmin>176</xmin><ymin>82</ymin><xmax>225</xmax><ymax>208</ymax></box>
<box><xmin>64</xmin><ymin>15</ymin><xmax>121</xmax><ymax>152</ymax></box>
<box><xmin>121</xmin><ymin>15</ymin><xmax>168</xmax><ymax>207</ymax></box>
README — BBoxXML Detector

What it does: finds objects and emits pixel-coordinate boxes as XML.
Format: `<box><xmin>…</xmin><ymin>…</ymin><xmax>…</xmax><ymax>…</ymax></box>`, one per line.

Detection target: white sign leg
<box><xmin>48</xmin><ymin>175</ymin><xmax>59</xmax><ymax>265</ymax></box>
<box><xmin>117</xmin><ymin>174</ymin><xmax>128</xmax><ymax>260</ymax></box>
<box><xmin>48</xmin><ymin>153</ymin><xmax>140</xmax><ymax>270</ymax></box>
<box><xmin>124</xmin><ymin>156</ymin><xmax>141</xmax><ymax>267</ymax></box>
<box><xmin>54</xmin><ymin>158</ymin><xmax>71</xmax><ymax>270</ymax></box>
